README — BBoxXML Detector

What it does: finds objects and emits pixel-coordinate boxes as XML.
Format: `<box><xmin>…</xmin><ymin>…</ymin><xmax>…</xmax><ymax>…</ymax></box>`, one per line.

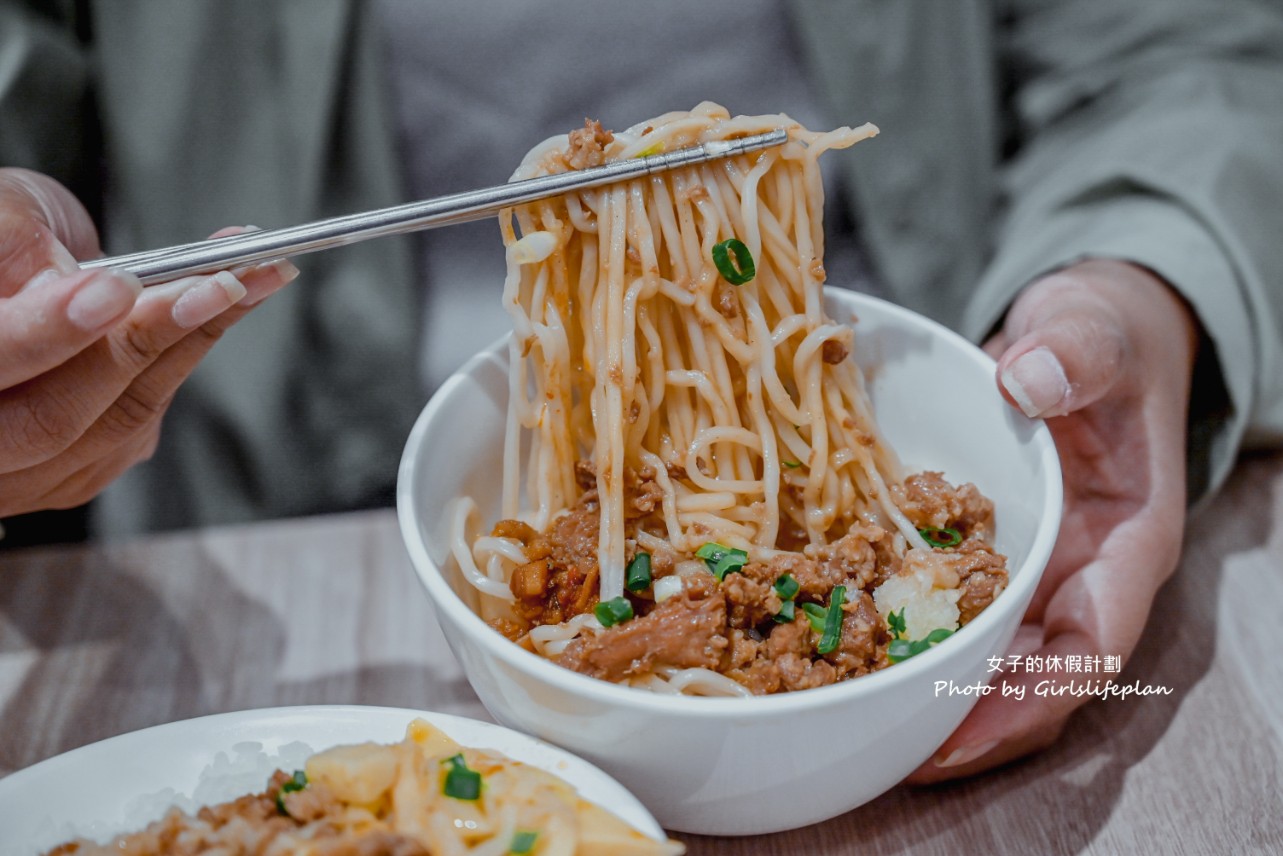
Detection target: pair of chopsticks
<box><xmin>81</xmin><ymin>129</ymin><xmax>788</xmax><ymax>286</ymax></box>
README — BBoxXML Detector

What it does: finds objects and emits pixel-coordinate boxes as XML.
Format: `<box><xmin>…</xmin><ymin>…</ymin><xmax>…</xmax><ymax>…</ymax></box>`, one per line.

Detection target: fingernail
<box><xmin>239</xmin><ymin>258</ymin><xmax>300</xmax><ymax>306</ymax></box>
<box><xmin>20</xmin><ymin>241</ymin><xmax>83</xmax><ymax>293</ymax></box>
<box><xmin>65</xmin><ymin>270</ymin><xmax>143</xmax><ymax>331</ymax></box>
<box><xmin>21</xmin><ymin>268</ymin><xmax>64</xmax><ymax>293</ymax></box>
<box><xmin>936</xmin><ymin>739</ymin><xmax>1000</xmax><ymax>768</ymax></box>
<box><xmin>171</xmin><ymin>271</ymin><xmax>247</xmax><ymax>328</ymax></box>
<box><xmin>1001</xmin><ymin>347</ymin><xmax>1069</xmax><ymax>417</ymax></box>
<box><xmin>48</xmin><ymin>241</ymin><xmax>80</xmax><ymax>274</ymax></box>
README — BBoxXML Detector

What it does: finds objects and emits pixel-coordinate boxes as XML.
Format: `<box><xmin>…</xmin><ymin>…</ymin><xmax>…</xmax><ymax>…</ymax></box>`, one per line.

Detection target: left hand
<box><xmin>908</xmin><ymin>258</ymin><xmax>1199</xmax><ymax>782</ymax></box>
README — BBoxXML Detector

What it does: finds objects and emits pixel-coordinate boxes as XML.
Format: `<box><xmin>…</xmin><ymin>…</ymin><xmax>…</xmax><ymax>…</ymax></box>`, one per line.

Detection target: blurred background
<box><xmin>0</xmin><ymin>0</ymin><xmax>874</xmax><ymax>546</ymax></box>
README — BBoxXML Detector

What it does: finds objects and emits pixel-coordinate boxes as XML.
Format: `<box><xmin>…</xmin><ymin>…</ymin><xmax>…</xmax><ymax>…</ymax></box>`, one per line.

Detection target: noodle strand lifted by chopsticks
<box><xmin>490</xmin><ymin>103</ymin><xmax>924</xmax><ymax>602</ymax></box>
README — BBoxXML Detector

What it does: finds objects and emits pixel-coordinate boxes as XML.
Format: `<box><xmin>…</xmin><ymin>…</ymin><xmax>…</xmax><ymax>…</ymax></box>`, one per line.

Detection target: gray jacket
<box><xmin>3</xmin><ymin>0</ymin><xmax>1281</xmax><ymax>532</ymax></box>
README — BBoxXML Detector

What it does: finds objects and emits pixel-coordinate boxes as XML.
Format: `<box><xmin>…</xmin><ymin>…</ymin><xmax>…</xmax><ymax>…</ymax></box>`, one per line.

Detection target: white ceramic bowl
<box><xmin>0</xmin><ymin>705</ymin><xmax>668</xmax><ymax>855</ymax></box>
<box><xmin>397</xmin><ymin>288</ymin><xmax>1062</xmax><ymax>835</ymax></box>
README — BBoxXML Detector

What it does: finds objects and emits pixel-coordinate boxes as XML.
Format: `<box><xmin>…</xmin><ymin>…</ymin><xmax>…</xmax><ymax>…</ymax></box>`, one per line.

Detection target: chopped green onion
<box><xmin>625</xmin><ymin>552</ymin><xmax>652</xmax><ymax>592</ymax></box>
<box><xmin>887</xmin><ymin>627</ymin><xmax>955</xmax><ymax>663</ymax></box>
<box><xmin>782</xmin><ymin>460</ymin><xmax>802</xmax><ymax>469</ymax></box>
<box><xmin>772</xmin><ymin>573</ymin><xmax>800</xmax><ymax>623</ymax></box>
<box><xmin>695</xmin><ymin>542</ymin><xmax>749</xmax><ymax>581</ymax></box>
<box><xmin>887</xmin><ymin>608</ymin><xmax>907</xmax><ymax>639</ymax></box>
<box><xmin>800</xmin><ymin>587</ymin><xmax>848</xmax><ymax>652</ymax></box>
<box><xmin>887</xmin><ymin>638</ymin><xmax>915</xmax><ymax>663</ymax></box>
<box><xmin>919</xmin><ymin>527</ymin><xmax>962</xmax><ymax>548</ymax></box>
<box><xmin>924</xmin><ymin>628</ymin><xmax>954</xmax><ymax>644</ymax></box>
<box><xmin>711</xmin><ymin>238</ymin><xmax>756</xmax><ymax>285</ymax></box>
<box><xmin>442</xmin><ymin>753</ymin><xmax>483</xmax><ymax>800</ymax></box>
<box><xmin>800</xmin><ymin>602</ymin><xmax>827</xmax><ymax>633</ymax></box>
<box><xmin>595</xmin><ymin>596</ymin><xmax>634</xmax><ymax>627</ymax></box>
<box><xmin>817</xmin><ymin>585</ymin><xmax>847</xmax><ymax>654</ymax></box>
<box><xmin>773</xmin><ymin>574</ymin><xmax>800</xmax><ymax>601</ymax></box>
<box><xmin>635</xmin><ymin>141</ymin><xmax>664</xmax><ymax>158</ymax></box>
<box><xmin>275</xmin><ymin>769</ymin><xmax>308</xmax><ymax>815</ymax></box>
<box><xmin>509</xmin><ymin>830</ymin><xmax>540</xmax><ymax>854</ymax></box>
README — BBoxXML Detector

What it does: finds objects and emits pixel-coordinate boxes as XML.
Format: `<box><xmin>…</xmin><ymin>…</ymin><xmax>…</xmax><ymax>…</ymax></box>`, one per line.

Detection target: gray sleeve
<box><xmin>0</xmin><ymin>2</ymin><xmax>95</xmax><ymax>184</ymax></box>
<box><xmin>961</xmin><ymin>0</ymin><xmax>1283</xmax><ymax>499</ymax></box>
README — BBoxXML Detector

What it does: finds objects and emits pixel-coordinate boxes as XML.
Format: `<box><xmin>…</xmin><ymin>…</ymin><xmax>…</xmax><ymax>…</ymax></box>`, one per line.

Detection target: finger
<box><xmin>981</xmin><ymin>331</ymin><xmax>1008</xmax><ymax>361</ymax></box>
<box><xmin>0</xmin><ymin>268</ymin><xmax>142</xmax><ymax>389</ymax></box>
<box><xmin>0</xmin><ymin>276</ymin><xmax>246</xmax><ymax>510</ymax></box>
<box><xmin>190</xmin><ymin>225</ymin><xmax>297</xmax><ymax>306</ymax></box>
<box><xmin>0</xmin><ymin>257</ymin><xmax>297</xmax><ymax>476</ymax></box>
<box><xmin>0</xmin><ymin>417</ymin><xmax>162</xmax><ymax>517</ymax></box>
<box><xmin>208</xmin><ymin>226</ymin><xmax>248</xmax><ymax>239</ymax></box>
<box><xmin>0</xmin><ymin>168</ymin><xmax>100</xmax><ymax>294</ymax></box>
<box><xmin>231</xmin><ymin>258</ymin><xmax>299</xmax><ymax>306</ymax></box>
<box><xmin>28</xmin><ymin>260</ymin><xmax>297</xmax><ymax>470</ymax></box>
<box><xmin>0</xmin><ymin>169</ymin><xmax>99</xmax><ymax>260</ymax></box>
<box><xmin>994</xmin><ymin>273</ymin><xmax>1128</xmax><ymax>419</ymax></box>
<box><xmin>132</xmin><ymin>271</ymin><xmax>249</xmax><ymax>330</ymax></box>
<box><xmin>0</xmin><ymin>271</ymin><xmax>246</xmax><ymax>471</ymax></box>
<box><xmin>905</xmin><ymin>629</ymin><xmax>1087</xmax><ymax>784</ymax></box>
<box><xmin>55</xmin><ymin>419</ymin><xmax>163</xmax><ymax>506</ymax></box>
<box><xmin>908</xmin><ymin>520</ymin><xmax>1177</xmax><ymax>784</ymax></box>
<box><xmin>91</xmin><ymin>258</ymin><xmax>297</xmax><ymax>438</ymax></box>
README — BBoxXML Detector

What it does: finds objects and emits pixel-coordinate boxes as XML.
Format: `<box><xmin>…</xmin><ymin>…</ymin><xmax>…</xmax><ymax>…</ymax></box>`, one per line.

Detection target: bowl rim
<box><xmin>397</xmin><ymin>288</ymin><xmax>1062</xmax><ymax>718</ymax></box>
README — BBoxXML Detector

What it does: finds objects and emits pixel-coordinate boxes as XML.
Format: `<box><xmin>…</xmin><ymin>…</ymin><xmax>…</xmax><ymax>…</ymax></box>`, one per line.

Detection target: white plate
<box><xmin>0</xmin><ymin>705</ymin><xmax>667</xmax><ymax>855</ymax></box>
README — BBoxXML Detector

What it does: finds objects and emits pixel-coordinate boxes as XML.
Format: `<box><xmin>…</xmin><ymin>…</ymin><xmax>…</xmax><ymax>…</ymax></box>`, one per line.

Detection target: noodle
<box><xmin>500</xmin><ymin>103</ymin><xmax>906</xmax><ymax>595</ymax></box>
<box><xmin>454</xmin><ymin>104</ymin><xmax>1008</xmax><ymax>696</ymax></box>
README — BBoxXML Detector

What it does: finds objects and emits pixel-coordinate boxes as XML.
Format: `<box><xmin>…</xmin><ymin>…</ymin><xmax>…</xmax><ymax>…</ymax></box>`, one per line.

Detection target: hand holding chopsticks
<box><xmin>0</xmin><ymin>170</ymin><xmax>299</xmax><ymax>520</ymax></box>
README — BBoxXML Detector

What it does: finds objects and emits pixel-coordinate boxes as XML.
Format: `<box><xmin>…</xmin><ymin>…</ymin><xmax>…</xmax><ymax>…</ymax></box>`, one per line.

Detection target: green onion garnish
<box><xmin>887</xmin><ymin>627</ymin><xmax>955</xmax><ymax>663</ymax></box>
<box><xmin>442</xmin><ymin>753</ymin><xmax>483</xmax><ymax>800</ymax></box>
<box><xmin>625</xmin><ymin>552</ymin><xmax>653</xmax><ymax>592</ymax></box>
<box><xmin>772</xmin><ymin>573</ymin><xmax>800</xmax><ymax>623</ymax></box>
<box><xmin>782</xmin><ymin>460</ymin><xmax>802</xmax><ymax>469</ymax></box>
<box><xmin>919</xmin><ymin>527</ymin><xmax>962</xmax><ymax>548</ymax></box>
<box><xmin>773</xmin><ymin>574</ymin><xmax>800</xmax><ymax>601</ymax></box>
<box><xmin>595</xmin><ymin>596</ymin><xmax>634</xmax><ymax>627</ymax></box>
<box><xmin>711</xmin><ymin>238</ymin><xmax>756</xmax><ymax>285</ymax></box>
<box><xmin>275</xmin><ymin>769</ymin><xmax>308</xmax><ymax>815</ymax></box>
<box><xmin>887</xmin><ymin>608</ymin><xmax>907</xmax><ymax>639</ymax></box>
<box><xmin>695</xmin><ymin>542</ymin><xmax>749</xmax><ymax>581</ymax></box>
<box><xmin>817</xmin><ymin>585</ymin><xmax>847</xmax><ymax>654</ymax></box>
<box><xmin>509</xmin><ymin>830</ymin><xmax>540</xmax><ymax>854</ymax></box>
<box><xmin>800</xmin><ymin>602</ymin><xmax>827</xmax><ymax>633</ymax></box>
<box><xmin>887</xmin><ymin>638</ymin><xmax>915</xmax><ymax>662</ymax></box>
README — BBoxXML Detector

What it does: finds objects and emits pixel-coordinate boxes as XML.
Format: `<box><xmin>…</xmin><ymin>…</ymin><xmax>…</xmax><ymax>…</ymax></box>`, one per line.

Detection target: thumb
<box><xmin>995</xmin><ymin>270</ymin><xmax>1128</xmax><ymax>418</ymax></box>
<box><xmin>0</xmin><ymin>168</ymin><xmax>102</xmax><ymax>296</ymax></box>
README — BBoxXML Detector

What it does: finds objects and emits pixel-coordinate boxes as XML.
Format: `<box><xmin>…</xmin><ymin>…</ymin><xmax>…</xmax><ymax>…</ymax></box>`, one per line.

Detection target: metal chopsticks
<box><xmin>82</xmin><ymin>129</ymin><xmax>789</xmax><ymax>286</ymax></box>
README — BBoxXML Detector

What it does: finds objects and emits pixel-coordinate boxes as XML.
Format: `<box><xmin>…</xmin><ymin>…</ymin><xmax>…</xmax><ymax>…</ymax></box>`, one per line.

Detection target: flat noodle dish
<box><xmin>47</xmin><ymin>720</ymin><xmax>683</xmax><ymax>855</ymax></box>
<box><xmin>451</xmin><ymin>102</ymin><xmax>1009</xmax><ymax>696</ymax></box>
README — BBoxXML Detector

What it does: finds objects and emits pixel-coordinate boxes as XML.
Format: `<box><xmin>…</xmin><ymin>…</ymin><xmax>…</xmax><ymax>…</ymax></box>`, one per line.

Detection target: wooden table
<box><xmin>3</xmin><ymin>454</ymin><xmax>1282</xmax><ymax>855</ymax></box>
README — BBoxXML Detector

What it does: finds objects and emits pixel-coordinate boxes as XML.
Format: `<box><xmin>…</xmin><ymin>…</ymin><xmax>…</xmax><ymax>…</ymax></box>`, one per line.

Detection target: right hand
<box><xmin>0</xmin><ymin>168</ymin><xmax>298</xmax><ymax>519</ymax></box>
<box><xmin>908</xmin><ymin>259</ymin><xmax>1197</xmax><ymax>782</ymax></box>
